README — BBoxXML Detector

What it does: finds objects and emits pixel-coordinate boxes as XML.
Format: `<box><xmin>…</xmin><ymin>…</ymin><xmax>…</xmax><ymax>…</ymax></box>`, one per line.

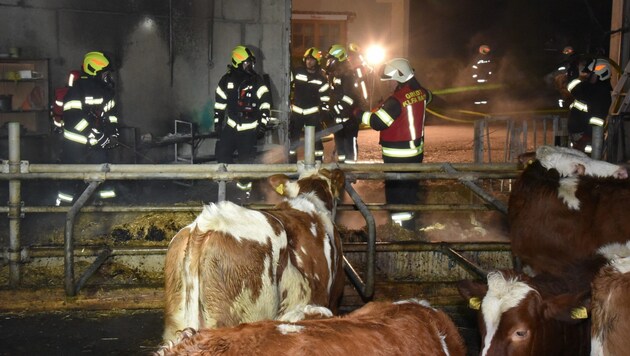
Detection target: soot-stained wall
<box><xmin>0</xmin><ymin>0</ymin><xmax>290</xmax><ymax>161</ymax></box>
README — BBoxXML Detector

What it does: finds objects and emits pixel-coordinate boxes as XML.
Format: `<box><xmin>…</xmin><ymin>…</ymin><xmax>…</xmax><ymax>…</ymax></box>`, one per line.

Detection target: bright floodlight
<box><xmin>365</xmin><ymin>45</ymin><xmax>385</xmax><ymax>66</ymax></box>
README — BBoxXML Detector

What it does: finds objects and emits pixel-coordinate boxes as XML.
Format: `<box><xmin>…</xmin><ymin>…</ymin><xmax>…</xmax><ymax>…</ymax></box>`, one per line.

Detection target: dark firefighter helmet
<box><xmin>586</xmin><ymin>58</ymin><xmax>611</xmax><ymax>81</ymax></box>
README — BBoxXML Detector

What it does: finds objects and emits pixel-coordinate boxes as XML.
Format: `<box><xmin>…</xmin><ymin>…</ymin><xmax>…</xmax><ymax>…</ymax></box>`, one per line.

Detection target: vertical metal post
<box><xmin>217</xmin><ymin>164</ymin><xmax>227</xmax><ymax>202</ymax></box>
<box><xmin>559</xmin><ymin>116</ymin><xmax>569</xmax><ymax>147</ymax></box>
<box><xmin>591</xmin><ymin>125</ymin><xmax>604</xmax><ymax>159</ymax></box>
<box><xmin>304</xmin><ymin>125</ymin><xmax>315</xmax><ymax>168</ymax></box>
<box><xmin>473</xmin><ymin>119</ymin><xmax>484</xmax><ymax>163</ymax></box>
<box><xmin>532</xmin><ymin>119</ymin><xmax>537</xmax><ymax>149</ymax></box>
<box><xmin>8</xmin><ymin>122</ymin><xmax>22</xmax><ymax>287</ymax></box>
<box><xmin>522</xmin><ymin>120</ymin><xmax>528</xmax><ymax>154</ymax></box>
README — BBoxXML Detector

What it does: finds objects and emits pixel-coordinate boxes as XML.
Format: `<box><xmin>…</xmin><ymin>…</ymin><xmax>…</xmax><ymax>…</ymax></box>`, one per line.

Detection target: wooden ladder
<box><xmin>603</xmin><ymin>61</ymin><xmax>630</xmax><ymax>162</ymax></box>
<box><xmin>610</xmin><ymin>61</ymin><xmax>630</xmax><ymax>116</ymax></box>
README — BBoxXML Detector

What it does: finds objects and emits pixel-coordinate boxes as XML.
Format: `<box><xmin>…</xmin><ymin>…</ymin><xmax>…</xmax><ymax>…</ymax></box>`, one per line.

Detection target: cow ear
<box><xmin>268</xmin><ymin>174</ymin><xmax>290</xmax><ymax>196</ymax></box>
<box><xmin>457</xmin><ymin>279</ymin><xmax>488</xmax><ymax>309</ymax></box>
<box><xmin>541</xmin><ymin>292</ymin><xmax>590</xmax><ymax>324</ymax></box>
<box><xmin>575</xmin><ymin>163</ymin><xmax>585</xmax><ymax>176</ymax></box>
<box><xmin>330</xmin><ymin>169</ymin><xmax>346</xmax><ymax>198</ymax></box>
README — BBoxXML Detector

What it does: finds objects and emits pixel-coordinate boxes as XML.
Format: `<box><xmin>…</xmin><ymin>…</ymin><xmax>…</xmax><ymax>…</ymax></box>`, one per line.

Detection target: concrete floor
<box><xmin>0</xmin><ymin>306</ymin><xmax>481</xmax><ymax>356</ymax></box>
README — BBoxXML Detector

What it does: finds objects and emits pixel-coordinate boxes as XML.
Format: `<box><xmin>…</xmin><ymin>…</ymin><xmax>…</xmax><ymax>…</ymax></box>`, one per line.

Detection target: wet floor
<box><xmin>0</xmin><ymin>310</ymin><xmax>162</xmax><ymax>356</ymax></box>
<box><xmin>0</xmin><ymin>306</ymin><xmax>480</xmax><ymax>356</ymax></box>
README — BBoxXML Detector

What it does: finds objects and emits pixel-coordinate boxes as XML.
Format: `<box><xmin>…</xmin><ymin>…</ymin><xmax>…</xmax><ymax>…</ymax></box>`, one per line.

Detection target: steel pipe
<box><xmin>442</xmin><ymin>163</ymin><xmax>508</xmax><ymax>215</ymax></box>
<box><xmin>304</xmin><ymin>126</ymin><xmax>316</xmax><ymax>168</ymax></box>
<box><xmin>8</xmin><ymin>242</ymin><xmax>509</xmax><ymax>260</ymax></box>
<box><xmin>64</xmin><ymin>181</ymin><xmax>101</xmax><ymax>296</ymax></box>
<box><xmin>8</xmin><ymin>122</ymin><xmax>22</xmax><ymax>286</ymax></box>
<box><xmin>2</xmin><ymin>162</ymin><xmax>518</xmax><ymax>176</ymax></box>
<box><xmin>343</xmin><ymin>181</ymin><xmax>376</xmax><ymax>300</ymax></box>
<box><xmin>0</xmin><ymin>202</ymin><xmax>498</xmax><ymax>215</ymax></box>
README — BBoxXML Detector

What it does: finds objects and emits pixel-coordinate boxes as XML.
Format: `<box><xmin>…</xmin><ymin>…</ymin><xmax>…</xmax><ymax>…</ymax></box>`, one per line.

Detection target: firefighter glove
<box><xmin>256</xmin><ymin>122</ymin><xmax>267</xmax><ymax>139</ymax></box>
<box><xmin>103</xmin><ymin>134</ymin><xmax>119</xmax><ymax>149</ymax></box>
<box><xmin>214</xmin><ymin>123</ymin><xmax>223</xmax><ymax>137</ymax></box>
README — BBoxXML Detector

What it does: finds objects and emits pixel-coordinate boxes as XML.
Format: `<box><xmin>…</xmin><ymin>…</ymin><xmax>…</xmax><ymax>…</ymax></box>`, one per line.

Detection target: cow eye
<box><xmin>514</xmin><ymin>329</ymin><xmax>529</xmax><ymax>339</ymax></box>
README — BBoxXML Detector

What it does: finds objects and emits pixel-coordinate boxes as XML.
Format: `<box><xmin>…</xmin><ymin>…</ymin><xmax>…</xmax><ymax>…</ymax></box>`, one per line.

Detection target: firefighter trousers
<box><xmin>289</xmin><ymin>113</ymin><xmax>324</xmax><ymax>163</ymax></box>
<box><xmin>215</xmin><ymin>126</ymin><xmax>258</xmax><ymax>164</ymax></box>
<box><xmin>333</xmin><ymin>117</ymin><xmax>359</xmax><ymax>163</ymax></box>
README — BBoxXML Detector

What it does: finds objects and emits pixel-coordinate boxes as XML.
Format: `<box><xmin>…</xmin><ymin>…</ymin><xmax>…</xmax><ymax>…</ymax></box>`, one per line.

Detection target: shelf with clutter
<box><xmin>0</xmin><ymin>58</ymin><xmax>50</xmax><ymax>134</ymax></box>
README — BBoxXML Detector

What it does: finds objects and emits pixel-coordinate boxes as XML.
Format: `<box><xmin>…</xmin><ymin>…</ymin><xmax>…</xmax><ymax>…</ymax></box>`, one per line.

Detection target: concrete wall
<box><xmin>0</xmin><ymin>0</ymin><xmax>290</xmax><ymax>153</ymax></box>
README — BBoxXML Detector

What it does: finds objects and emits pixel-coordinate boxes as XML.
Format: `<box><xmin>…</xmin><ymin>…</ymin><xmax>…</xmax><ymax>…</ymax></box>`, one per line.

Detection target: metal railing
<box><xmin>473</xmin><ymin>115</ymin><xmax>568</xmax><ymax>163</ymax></box>
<box><xmin>1</xmin><ymin>122</ymin><xmax>520</xmax><ymax>299</ymax></box>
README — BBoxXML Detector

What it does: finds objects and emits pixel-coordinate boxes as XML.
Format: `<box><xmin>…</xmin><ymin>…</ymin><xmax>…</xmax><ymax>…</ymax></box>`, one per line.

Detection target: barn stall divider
<box><xmin>473</xmin><ymin>114</ymin><xmax>568</xmax><ymax>163</ymax></box>
<box><xmin>0</xmin><ymin>122</ymin><xmax>519</xmax><ymax>311</ymax></box>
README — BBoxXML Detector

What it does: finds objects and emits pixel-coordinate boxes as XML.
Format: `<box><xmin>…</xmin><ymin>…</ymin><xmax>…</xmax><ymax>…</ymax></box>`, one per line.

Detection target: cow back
<box><xmin>163</xmin><ymin>169</ymin><xmax>346</xmax><ymax>343</ymax></box>
<box><xmin>163</xmin><ymin>204</ymin><xmax>288</xmax><ymax>341</ymax></box>
<box><xmin>509</xmin><ymin>161</ymin><xmax>630</xmax><ymax>275</ymax></box>
<box><xmin>156</xmin><ymin>300</ymin><xmax>466</xmax><ymax>356</ymax></box>
<box><xmin>265</xmin><ymin>204</ymin><xmax>344</xmax><ymax>315</ymax></box>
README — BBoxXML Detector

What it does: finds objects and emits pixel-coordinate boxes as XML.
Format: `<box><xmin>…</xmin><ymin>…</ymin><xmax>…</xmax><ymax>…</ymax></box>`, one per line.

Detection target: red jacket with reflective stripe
<box><xmin>380</xmin><ymin>84</ymin><xmax>428</xmax><ymax>142</ymax></box>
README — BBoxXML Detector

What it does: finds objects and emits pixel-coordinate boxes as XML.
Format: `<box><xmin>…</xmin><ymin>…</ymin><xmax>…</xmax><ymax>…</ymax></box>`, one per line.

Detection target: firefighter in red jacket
<box><xmin>289</xmin><ymin>47</ymin><xmax>329</xmax><ymax>163</ymax></box>
<box><xmin>213</xmin><ymin>45</ymin><xmax>271</xmax><ymax>193</ymax></box>
<box><xmin>355</xmin><ymin>58</ymin><xmax>432</xmax><ymax>229</ymax></box>
<box><xmin>56</xmin><ymin>51</ymin><xmax>119</xmax><ymax>206</ymax></box>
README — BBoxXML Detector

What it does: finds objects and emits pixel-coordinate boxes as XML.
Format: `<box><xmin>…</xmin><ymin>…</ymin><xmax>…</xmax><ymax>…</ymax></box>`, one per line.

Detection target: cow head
<box><xmin>535</xmin><ymin>145</ymin><xmax>628</xmax><ymax>179</ymax></box>
<box><xmin>458</xmin><ymin>271</ymin><xmax>590</xmax><ymax>356</ymax></box>
<box><xmin>268</xmin><ymin>169</ymin><xmax>345</xmax><ymax>211</ymax></box>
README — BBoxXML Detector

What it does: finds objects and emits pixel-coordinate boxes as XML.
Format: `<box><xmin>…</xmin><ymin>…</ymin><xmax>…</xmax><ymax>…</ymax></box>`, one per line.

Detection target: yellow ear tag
<box><xmin>469</xmin><ymin>297</ymin><xmax>481</xmax><ymax>310</ymax></box>
<box><xmin>275</xmin><ymin>183</ymin><xmax>284</xmax><ymax>195</ymax></box>
<box><xmin>570</xmin><ymin>306</ymin><xmax>588</xmax><ymax>319</ymax></box>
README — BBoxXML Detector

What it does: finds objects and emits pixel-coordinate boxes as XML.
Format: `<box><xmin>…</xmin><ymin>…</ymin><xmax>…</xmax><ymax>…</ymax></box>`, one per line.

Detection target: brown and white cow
<box><xmin>155</xmin><ymin>299</ymin><xmax>467</xmax><ymax>356</ymax></box>
<box><xmin>457</xmin><ymin>261</ymin><xmax>604</xmax><ymax>356</ymax></box>
<box><xmin>163</xmin><ymin>169</ymin><xmax>346</xmax><ymax>342</ymax></box>
<box><xmin>509</xmin><ymin>157</ymin><xmax>630</xmax><ymax>276</ymax></box>
<box><xmin>590</xmin><ymin>241</ymin><xmax>630</xmax><ymax>356</ymax></box>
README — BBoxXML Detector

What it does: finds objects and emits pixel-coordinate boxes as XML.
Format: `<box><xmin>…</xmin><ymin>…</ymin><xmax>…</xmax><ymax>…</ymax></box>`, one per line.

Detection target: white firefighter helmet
<box><xmin>380</xmin><ymin>58</ymin><xmax>414</xmax><ymax>83</ymax></box>
<box><xmin>587</xmin><ymin>58</ymin><xmax>611</xmax><ymax>81</ymax></box>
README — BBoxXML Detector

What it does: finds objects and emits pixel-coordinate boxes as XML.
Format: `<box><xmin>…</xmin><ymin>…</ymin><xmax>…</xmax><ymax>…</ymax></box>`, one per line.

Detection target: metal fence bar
<box><xmin>343</xmin><ymin>181</ymin><xmax>375</xmax><ymax>300</ymax></box>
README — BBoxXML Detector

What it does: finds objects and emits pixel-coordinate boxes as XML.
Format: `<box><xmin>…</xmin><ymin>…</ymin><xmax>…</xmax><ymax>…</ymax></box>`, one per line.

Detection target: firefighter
<box><xmin>354</xmin><ymin>58</ymin><xmax>432</xmax><ymax>230</ymax></box>
<box><xmin>289</xmin><ymin>47</ymin><xmax>330</xmax><ymax>163</ymax></box>
<box><xmin>212</xmin><ymin>45</ymin><xmax>271</xmax><ymax>193</ymax></box>
<box><xmin>566</xmin><ymin>58</ymin><xmax>612</xmax><ymax>153</ymax></box>
<box><xmin>470</xmin><ymin>44</ymin><xmax>495</xmax><ymax>107</ymax></box>
<box><xmin>347</xmin><ymin>43</ymin><xmax>370</xmax><ymax>105</ymax></box>
<box><xmin>56</xmin><ymin>51</ymin><xmax>120</xmax><ymax>206</ymax></box>
<box><xmin>324</xmin><ymin>44</ymin><xmax>362</xmax><ymax>163</ymax></box>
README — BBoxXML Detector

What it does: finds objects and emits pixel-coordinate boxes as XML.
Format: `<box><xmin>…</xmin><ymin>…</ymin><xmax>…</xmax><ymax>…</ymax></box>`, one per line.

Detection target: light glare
<box><xmin>365</xmin><ymin>45</ymin><xmax>385</xmax><ymax>66</ymax></box>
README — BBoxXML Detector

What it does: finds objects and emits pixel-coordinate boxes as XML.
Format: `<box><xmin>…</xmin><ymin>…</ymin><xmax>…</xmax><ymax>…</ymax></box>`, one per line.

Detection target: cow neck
<box><xmin>291</xmin><ymin>191</ymin><xmax>331</xmax><ymax>217</ymax></box>
<box><xmin>260</xmin><ymin>210</ymin><xmax>285</xmax><ymax>231</ymax></box>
